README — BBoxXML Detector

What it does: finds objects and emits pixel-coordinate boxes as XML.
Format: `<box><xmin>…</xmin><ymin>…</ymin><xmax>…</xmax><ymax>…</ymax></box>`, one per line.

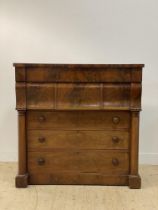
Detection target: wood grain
<box><xmin>17</xmin><ymin>111</ymin><xmax>27</xmax><ymax>175</ymax></box>
<box><xmin>16</xmin><ymin>111</ymin><xmax>28</xmax><ymax>187</ymax></box>
<box><xmin>14</xmin><ymin>63</ymin><xmax>144</xmax><ymax>83</ymax></box>
<box><xmin>27</xmin><ymin>130</ymin><xmax>129</xmax><ymax>150</ymax></box>
<box><xmin>130</xmin><ymin>112</ymin><xmax>140</xmax><ymax>175</ymax></box>
<box><xmin>27</xmin><ymin>83</ymin><xmax>55</xmax><ymax>109</ymax></box>
<box><xmin>29</xmin><ymin>172</ymin><xmax>128</xmax><ymax>185</ymax></box>
<box><xmin>14</xmin><ymin>63</ymin><xmax>143</xmax><ymax>188</ymax></box>
<box><xmin>103</xmin><ymin>83</ymin><xmax>130</xmax><ymax>109</ymax></box>
<box><xmin>16</xmin><ymin>83</ymin><xmax>26</xmax><ymax>110</ymax></box>
<box><xmin>16</xmin><ymin>82</ymin><xmax>142</xmax><ymax>111</ymax></box>
<box><xmin>130</xmin><ymin>83</ymin><xmax>142</xmax><ymax>110</ymax></box>
<box><xmin>27</xmin><ymin>111</ymin><xmax>130</xmax><ymax>130</ymax></box>
<box><xmin>56</xmin><ymin>83</ymin><xmax>102</xmax><ymax>109</ymax></box>
<box><xmin>28</xmin><ymin>150</ymin><xmax>129</xmax><ymax>174</ymax></box>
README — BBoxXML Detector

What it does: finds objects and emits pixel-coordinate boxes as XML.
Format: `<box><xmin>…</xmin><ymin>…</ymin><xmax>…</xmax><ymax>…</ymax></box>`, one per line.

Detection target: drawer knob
<box><xmin>37</xmin><ymin>157</ymin><xmax>45</xmax><ymax>165</ymax></box>
<box><xmin>38</xmin><ymin>137</ymin><xmax>46</xmax><ymax>143</ymax></box>
<box><xmin>38</xmin><ymin>116</ymin><xmax>46</xmax><ymax>122</ymax></box>
<box><xmin>112</xmin><ymin>136</ymin><xmax>120</xmax><ymax>144</ymax></box>
<box><xmin>112</xmin><ymin>158</ymin><xmax>119</xmax><ymax>166</ymax></box>
<box><xmin>112</xmin><ymin>116</ymin><xmax>120</xmax><ymax>124</ymax></box>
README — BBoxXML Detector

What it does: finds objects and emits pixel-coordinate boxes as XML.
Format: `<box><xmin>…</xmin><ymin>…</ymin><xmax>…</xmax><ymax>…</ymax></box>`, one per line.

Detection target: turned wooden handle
<box><xmin>38</xmin><ymin>137</ymin><xmax>46</xmax><ymax>143</ymax></box>
<box><xmin>37</xmin><ymin>158</ymin><xmax>45</xmax><ymax>165</ymax></box>
<box><xmin>112</xmin><ymin>136</ymin><xmax>120</xmax><ymax>143</ymax></box>
<box><xmin>38</xmin><ymin>116</ymin><xmax>46</xmax><ymax>122</ymax></box>
<box><xmin>112</xmin><ymin>116</ymin><xmax>120</xmax><ymax>124</ymax></box>
<box><xmin>112</xmin><ymin>158</ymin><xmax>119</xmax><ymax>166</ymax></box>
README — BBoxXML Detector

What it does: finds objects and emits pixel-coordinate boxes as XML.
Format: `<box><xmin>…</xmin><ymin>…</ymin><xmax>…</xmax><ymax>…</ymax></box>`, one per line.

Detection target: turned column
<box><xmin>15</xmin><ymin>110</ymin><xmax>28</xmax><ymax>187</ymax></box>
<box><xmin>129</xmin><ymin>111</ymin><xmax>141</xmax><ymax>189</ymax></box>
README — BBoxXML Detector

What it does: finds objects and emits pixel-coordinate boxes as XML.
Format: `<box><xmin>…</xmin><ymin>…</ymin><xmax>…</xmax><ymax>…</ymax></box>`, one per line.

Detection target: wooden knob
<box><xmin>37</xmin><ymin>157</ymin><xmax>45</xmax><ymax>165</ymax></box>
<box><xmin>112</xmin><ymin>158</ymin><xmax>119</xmax><ymax>166</ymax></box>
<box><xmin>38</xmin><ymin>137</ymin><xmax>46</xmax><ymax>143</ymax></box>
<box><xmin>112</xmin><ymin>136</ymin><xmax>120</xmax><ymax>144</ymax></box>
<box><xmin>112</xmin><ymin>116</ymin><xmax>120</xmax><ymax>124</ymax></box>
<box><xmin>38</xmin><ymin>116</ymin><xmax>46</xmax><ymax>122</ymax></box>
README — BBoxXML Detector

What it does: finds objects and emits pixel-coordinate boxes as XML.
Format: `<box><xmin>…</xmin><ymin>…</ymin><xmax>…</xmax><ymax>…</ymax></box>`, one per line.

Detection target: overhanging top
<box><xmin>13</xmin><ymin>63</ymin><xmax>144</xmax><ymax>68</ymax></box>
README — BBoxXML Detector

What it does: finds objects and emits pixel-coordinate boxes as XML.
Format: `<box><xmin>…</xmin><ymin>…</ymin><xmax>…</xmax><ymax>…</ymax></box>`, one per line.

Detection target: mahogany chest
<box><xmin>14</xmin><ymin>63</ymin><xmax>144</xmax><ymax>188</ymax></box>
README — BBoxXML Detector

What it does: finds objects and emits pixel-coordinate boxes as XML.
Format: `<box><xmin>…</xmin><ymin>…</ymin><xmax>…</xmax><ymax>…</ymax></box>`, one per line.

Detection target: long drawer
<box><xmin>27</xmin><ymin>111</ymin><xmax>130</xmax><ymax>130</ymax></box>
<box><xmin>28</xmin><ymin>150</ymin><xmax>129</xmax><ymax>175</ymax></box>
<box><xmin>15</xmin><ymin>63</ymin><xmax>142</xmax><ymax>83</ymax></box>
<box><xmin>27</xmin><ymin>130</ymin><xmax>129</xmax><ymax>150</ymax></box>
<box><xmin>26</xmin><ymin>83</ymin><xmax>132</xmax><ymax>110</ymax></box>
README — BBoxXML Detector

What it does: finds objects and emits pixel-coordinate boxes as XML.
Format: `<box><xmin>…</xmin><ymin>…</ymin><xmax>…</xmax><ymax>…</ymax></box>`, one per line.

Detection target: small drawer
<box><xmin>28</xmin><ymin>150</ymin><xmax>129</xmax><ymax>175</ymax></box>
<box><xmin>27</xmin><ymin>111</ymin><xmax>130</xmax><ymax>130</ymax></box>
<box><xmin>27</xmin><ymin>130</ymin><xmax>129</xmax><ymax>150</ymax></box>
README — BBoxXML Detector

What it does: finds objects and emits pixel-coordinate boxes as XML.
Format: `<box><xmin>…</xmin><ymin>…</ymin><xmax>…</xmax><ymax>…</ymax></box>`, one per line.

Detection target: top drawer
<box><xmin>27</xmin><ymin>111</ymin><xmax>130</xmax><ymax>130</ymax></box>
<box><xmin>14</xmin><ymin>64</ymin><xmax>143</xmax><ymax>83</ymax></box>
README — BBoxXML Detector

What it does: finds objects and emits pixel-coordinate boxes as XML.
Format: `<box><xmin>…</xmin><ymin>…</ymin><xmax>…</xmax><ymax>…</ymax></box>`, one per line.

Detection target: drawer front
<box><xmin>26</xmin><ymin>66</ymin><xmax>133</xmax><ymax>82</ymax></box>
<box><xmin>28</xmin><ymin>151</ymin><xmax>129</xmax><ymax>175</ymax></box>
<box><xmin>103</xmin><ymin>84</ymin><xmax>130</xmax><ymax>108</ymax></box>
<box><xmin>56</xmin><ymin>83</ymin><xmax>102</xmax><ymax>110</ymax></box>
<box><xmin>26</xmin><ymin>83</ymin><xmax>132</xmax><ymax>110</ymax></box>
<box><xmin>27</xmin><ymin>111</ymin><xmax>130</xmax><ymax>130</ymax></box>
<box><xmin>28</xmin><ymin>130</ymin><xmax>129</xmax><ymax>150</ymax></box>
<box><xmin>27</xmin><ymin>84</ymin><xmax>55</xmax><ymax>109</ymax></box>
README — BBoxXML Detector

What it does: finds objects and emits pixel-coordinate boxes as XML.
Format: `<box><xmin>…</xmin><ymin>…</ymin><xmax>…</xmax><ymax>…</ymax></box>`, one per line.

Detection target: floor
<box><xmin>0</xmin><ymin>163</ymin><xmax>158</xmax><ymax>210</ymax></box>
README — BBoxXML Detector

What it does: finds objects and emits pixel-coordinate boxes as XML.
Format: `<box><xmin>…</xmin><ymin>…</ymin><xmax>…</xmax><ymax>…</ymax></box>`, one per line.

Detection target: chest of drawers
<box><xmin>14</xmin><ymin>63</ymin><xmax>144</xmax><ymax>188</ymax></box>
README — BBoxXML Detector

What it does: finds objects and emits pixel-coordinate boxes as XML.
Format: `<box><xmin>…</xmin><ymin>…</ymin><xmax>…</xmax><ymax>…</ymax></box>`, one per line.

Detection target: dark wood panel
<box><xmin>28</xmin><ymin>150</ymin><xmax>129</xmax><ymax>174</ymax></box>
<box><xmin>56</xmin><ymin>83</ymin><xmax>102</xmax><ymax>109</ymax></box>
<box><xmin>16</xmin><ymin>83</ymin><xmax>26</xmax><ymax>110</ymax></box>
<box><xmin>16</xmin><ymin>82</ymin><xmax>142</xmax><ymax>111</ymax></box>
<box><xmin>14</xmin><ymin>64</ymin><xmax>144</xmax><ymax>83</ymax></box>
<box><xmin>15</xmin><ymin>66</ymin><xmax>26</xmax><ymax>82</ymax></box>
<box><xmin>29</xmin><ymin>172</ymin><xmax>129</xmax><ymax>185</ymax></box>
<box><xmin>103</xmin><ymin>84</ymin><xmax>130</xmax><ymax>109</ymax></box>
<box><xmin>131</xmin><ymin>68</ymin><xmax>142</xmax><ymax>82</ymax></box>
<box><xmin>26</xmin><ymin>84</ymin><xmax>55</xmax><ymax>109</ymax></box>
<box><xmin>27</xmin><ymin>130</ymin><xmax>129</xmax><ymax>150</ymax></box>
<box><xmin>130</xmin><ymin>83</ymin><xmax>142</xmax><ymax>110</ymax></box>
<box><xmin>25</xmin><ymin>67</ymin><xmax>133</xmax><ymax>83</ymax></box>
<box><xmin>27</xmin><ymin>111</ymin><xmax>130</xmax><ymax>130</ymax></box>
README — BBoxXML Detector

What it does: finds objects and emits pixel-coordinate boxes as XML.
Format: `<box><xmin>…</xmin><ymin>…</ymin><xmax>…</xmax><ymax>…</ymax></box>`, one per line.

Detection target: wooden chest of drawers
<box><xmin>14</xmin><ymin>63</ymin><xmax>144</xmax><ymax>188</ymax></box>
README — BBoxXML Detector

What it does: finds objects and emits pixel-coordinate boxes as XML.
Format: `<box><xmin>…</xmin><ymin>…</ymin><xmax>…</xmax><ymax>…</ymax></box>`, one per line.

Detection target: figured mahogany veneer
<box><xmin>27</xmin><ymin>130</ymin><xmax>129</xmax><ymax>150</ymax></box>
<box><xmin>28</xmin><ymin>151</ymin><xmax>129</xmax><ymax>174</ymax></box>
<box><xmin>27</xmin><ymin>111</ymin><xmax>130</xmax><ymax>130</ymax></box>
<box><xmin>14</xmin><ymin>63</ymin><xmax>144</xmax><ymax>188</ymax></box>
